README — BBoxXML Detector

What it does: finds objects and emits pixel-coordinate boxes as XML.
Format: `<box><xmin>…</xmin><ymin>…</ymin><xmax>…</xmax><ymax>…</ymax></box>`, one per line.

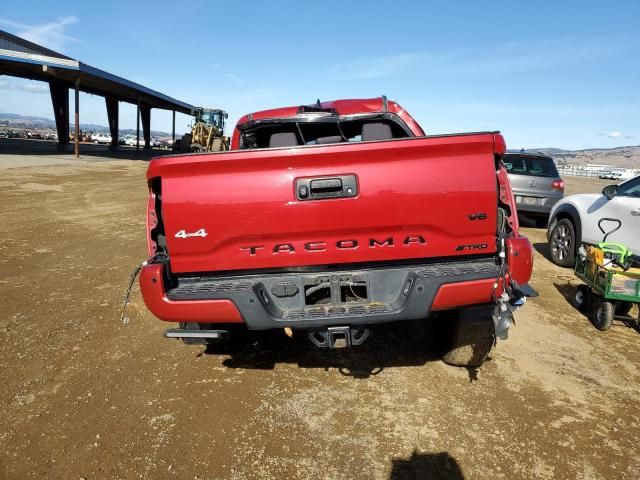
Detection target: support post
<box><xmin>136</xmin><ymin>99</ymin><xmax>140</xmax><ymax>155</ymax></box>
<box><xmin>49</xmin><ymin>80</ymin><xmax>69</xmax><ymax>148</ymax></box>
<box><xmin>74</xmin><ymin>80</ymin><xmax>80</xmax><ymax>159</ymax></box>
<box><xmin>105</xmin><ymin>97</ymin><xmax>119</xmax><ymax>150</ymax></box>
<box><xmin>172</xmin><ymin>110</ymin><xmax>176</xmax><ymax>152</ymax></box>
<box><xmin>140</xmin><ymin>104</ymin><xmax>151</xmax><ymax>150</ymax></box>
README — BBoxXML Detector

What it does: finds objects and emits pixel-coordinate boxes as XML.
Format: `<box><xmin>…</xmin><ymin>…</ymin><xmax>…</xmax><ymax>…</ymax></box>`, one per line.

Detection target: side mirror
<box><xmin>602</xmin><ymin>184</ymin><xmax>618</xmax><ymax>200</ymax></box>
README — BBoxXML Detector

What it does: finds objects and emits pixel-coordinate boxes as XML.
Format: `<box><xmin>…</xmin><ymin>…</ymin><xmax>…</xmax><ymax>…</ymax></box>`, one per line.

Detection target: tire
<box><xmin>590</xmin><ymin>299</ymin><xmax>614</xmax><ymax>331</ymax></box>
<box><xmin>572</xmin><ymin>284</ymin><xmax>592</xmax><ymax>313</ymax></box>
<box><xmin>211</xmin><ymin>137</ymin><xmax>224</xmax><ymax>152</ymax></box>
<box><xmin>549</xmin><ymin>218</ymin><xmax>576</xmax><ymax>267</ymax></box>
<box><xmin>440</xmin><ymin>312</ymin><xmax>495</xmax><ymax>368</ymax></box>
<box><xmin>615</xmin><ymin>302</ymin><xmax>633</xmax><ymax>317</ymax></box>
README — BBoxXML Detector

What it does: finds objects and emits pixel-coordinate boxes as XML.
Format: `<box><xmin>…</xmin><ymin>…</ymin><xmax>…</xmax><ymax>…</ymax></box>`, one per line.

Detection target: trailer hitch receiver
<box><xmin>308</xmin><ymin>326</ymin><xmax>370</xmax><ymax>348</ymax></box>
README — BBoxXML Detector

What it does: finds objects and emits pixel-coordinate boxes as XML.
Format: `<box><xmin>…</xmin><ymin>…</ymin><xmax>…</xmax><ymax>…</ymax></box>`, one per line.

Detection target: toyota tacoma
<box><xmin>139</xmin><ymin>97</ymin><xmax>534</xmax><ymax>367</ymax></box>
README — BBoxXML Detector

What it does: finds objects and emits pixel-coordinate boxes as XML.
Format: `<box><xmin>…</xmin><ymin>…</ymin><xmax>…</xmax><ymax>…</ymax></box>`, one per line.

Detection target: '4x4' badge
<box><xmin>175</xmin><ymin>229</ymin><xmax>208</xmax><ymax>238</ymax></box>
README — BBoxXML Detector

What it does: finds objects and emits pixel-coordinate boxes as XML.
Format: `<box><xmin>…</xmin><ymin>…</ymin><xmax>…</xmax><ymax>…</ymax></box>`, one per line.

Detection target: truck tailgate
<box><xmin>147</xmin><ymin>133</ymin><xmax>503</xmax><ymax>274</ymax></box>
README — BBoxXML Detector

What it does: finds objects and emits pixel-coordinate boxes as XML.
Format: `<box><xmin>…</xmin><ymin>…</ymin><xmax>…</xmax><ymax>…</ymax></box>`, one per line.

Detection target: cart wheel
<box><xmin>591</xmin><ymin>299</ymin><xmax>614</xmax><ymax>331</ymax></box>
<box><xmin>572</xmin><ymin>284</ymin><xmax>592</xmax><ymax>312</ymax></box>
<box><xmin>615</xmin><ymin>302</ymin><xmax>633</xmax><ymax>317</ymax></box>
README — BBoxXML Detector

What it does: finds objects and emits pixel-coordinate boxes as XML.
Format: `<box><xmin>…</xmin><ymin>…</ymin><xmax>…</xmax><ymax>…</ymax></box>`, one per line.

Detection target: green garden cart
<box><xmin>571</xmin><ymin>218</ymin><xmax>640</xmax><ymax>330</ymax></box>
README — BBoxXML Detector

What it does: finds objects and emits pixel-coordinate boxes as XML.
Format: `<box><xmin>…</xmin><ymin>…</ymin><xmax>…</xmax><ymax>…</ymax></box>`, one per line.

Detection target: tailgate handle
<box><xmin>296</xmin><ymin>175</ymin><xmax>358</xmax><ymax>201</ymax></box>
<box><xmin>310</xmin><ymin>178</ymin><xmax>342</xmax><ymax>193</ymax></box>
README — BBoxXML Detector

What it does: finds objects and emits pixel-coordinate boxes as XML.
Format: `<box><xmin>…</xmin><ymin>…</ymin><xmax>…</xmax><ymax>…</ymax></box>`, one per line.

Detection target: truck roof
<box><xmin>234</xmin><ymin>97</ymin><xmax>426</xmax><ymax>137</ymax></box>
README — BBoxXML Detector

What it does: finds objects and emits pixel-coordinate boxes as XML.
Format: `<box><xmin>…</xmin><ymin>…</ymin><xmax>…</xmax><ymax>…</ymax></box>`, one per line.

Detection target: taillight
<box><xmin>551</xmin><ymin>179</ymin><xmax>565</xmax><ymax>192</ymax></box>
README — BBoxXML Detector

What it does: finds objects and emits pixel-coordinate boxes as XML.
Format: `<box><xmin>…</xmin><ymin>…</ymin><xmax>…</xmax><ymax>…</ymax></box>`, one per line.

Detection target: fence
<box><xmin>557</xmin><ymin>165</ymin><xmax>604</xmax><ymax>178</ymax></box>
<box><xmin>556</xmin><ymin>164</ymin><xmax>639</xmax><ymax>178</ymax></box>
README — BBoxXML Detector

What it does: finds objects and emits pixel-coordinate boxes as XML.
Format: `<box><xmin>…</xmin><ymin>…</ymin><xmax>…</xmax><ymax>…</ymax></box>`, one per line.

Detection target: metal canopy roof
<box><xmin>0</xmin><ymin>29</ymin><xmax>195</xmax><ymax>115</ymax></box>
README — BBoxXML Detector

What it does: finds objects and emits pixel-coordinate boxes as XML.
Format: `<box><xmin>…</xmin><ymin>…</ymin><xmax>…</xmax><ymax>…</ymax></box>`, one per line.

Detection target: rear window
<box><xmin>504</xmin><ymin>155</ymin><xmax>559</xmax><ymax>178</ymax></box>
<box><xmin>238</xmin><ymin>118</ymin><xmax>410</xmax><ymax>150</ymax></box>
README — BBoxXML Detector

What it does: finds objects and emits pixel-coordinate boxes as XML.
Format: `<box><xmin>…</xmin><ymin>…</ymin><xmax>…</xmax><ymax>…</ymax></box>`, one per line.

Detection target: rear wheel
<box><xmin>549</xmin><ymin>218</ymin><xmax>576</xmax><ymax>267</ymax></box>
<box><xmin>440</xmin><ymin>312</ymin><xmax>495</xmax><ymax>367</ymax></box>
<box><xmin>590</xmin><ymin>298</ymin><xmax>614</xmax><ymax>331</ymax></box>
<box><xmin>572</xmin><ymin>284</ymin><xmax>592</xmax><ymax>313</ymax></box>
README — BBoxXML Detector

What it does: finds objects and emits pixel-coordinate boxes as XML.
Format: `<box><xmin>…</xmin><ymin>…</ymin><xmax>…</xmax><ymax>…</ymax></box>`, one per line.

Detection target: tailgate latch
<box><xmin>296</xmin><ymin>175</ymin><xmax>358</xmax><ymax>200</ymax></box>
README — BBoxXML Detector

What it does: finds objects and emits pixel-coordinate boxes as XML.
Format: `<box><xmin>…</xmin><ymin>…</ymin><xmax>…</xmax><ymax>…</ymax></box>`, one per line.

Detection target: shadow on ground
<box><xmin>554</xmin><ymin>281</ymin><xmax>578</xmax><ymax>309</ymax></box>
<box><xmin>533</xmin><ymin>242</ymin><xmax>553</xmax><ymax>262</ymax></box>
<box><xmin>388</xmin><ymin>451</ymin><xmax>464</xmax><ymax>480</ymax></box>
<box><xmin>199</xmin><ymin>319</ymin><xmax>454</xmax><ymax>379</ymax></box>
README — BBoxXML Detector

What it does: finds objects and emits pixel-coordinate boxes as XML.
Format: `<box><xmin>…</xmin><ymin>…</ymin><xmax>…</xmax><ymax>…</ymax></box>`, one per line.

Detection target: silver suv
<box><xmin>504</xmin><ymin>152</ymin><xmax>564</xmax><ymax>227</ymax></box>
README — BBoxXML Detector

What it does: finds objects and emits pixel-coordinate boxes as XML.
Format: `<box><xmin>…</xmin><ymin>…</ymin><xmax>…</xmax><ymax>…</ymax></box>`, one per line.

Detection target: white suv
<box><xmin>92</xmin><ymin>133</ymin><xmax>112</xmax><ymax>144</ymax></box>
<box><xmin>547</xmin><ymin>175</ymin><xmax>640</xmax><ymax>266</ymax></box>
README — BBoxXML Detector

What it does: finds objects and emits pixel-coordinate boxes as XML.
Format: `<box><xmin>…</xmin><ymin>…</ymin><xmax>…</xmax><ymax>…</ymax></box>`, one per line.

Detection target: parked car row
<box><xmin>121</xmin><ymin>135</ymin><xmax>164</xmax><ymax>147</ymax></box>
<box><xmin>503</xmin><ymin>151</ymin><xmax>639</xmax><ymax>269</ymax></box>
<box><xmin>506</xmin><ymin>152</ymin><xmax>638</xmax><ymax>255</ymax></box>
<box><xmin>87</xmin><ymin>132</ymin><xmax>166</xmax><ymax>147</ymax></box>
<box><xmin>598</xmin><ymin>171</ymin><xmax>635</xmax><ymax>181</ymax></box>
<box><xmin>0</xmin><ymin>129</ymin><xmax>56</xmax><ymax>140</ymax></box>
<box><xmin>1</xmin><ymin>127</ymin><xmax>174</xmax><ymax>148</ymax></box>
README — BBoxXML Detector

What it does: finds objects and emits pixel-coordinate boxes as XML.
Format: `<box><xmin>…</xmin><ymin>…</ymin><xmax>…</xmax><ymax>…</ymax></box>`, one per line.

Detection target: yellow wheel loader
<box><xmin>175</xmin><ymin>108</ymin><xmax>230</xmax><ymax>153</ymax></box>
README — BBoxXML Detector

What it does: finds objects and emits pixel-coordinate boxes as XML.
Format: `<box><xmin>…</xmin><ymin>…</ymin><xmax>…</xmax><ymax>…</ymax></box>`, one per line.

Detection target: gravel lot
<box><xmin>1</xmin><ymin>154</ymin><xmax>638</xmax><ymax>479</ymax></box>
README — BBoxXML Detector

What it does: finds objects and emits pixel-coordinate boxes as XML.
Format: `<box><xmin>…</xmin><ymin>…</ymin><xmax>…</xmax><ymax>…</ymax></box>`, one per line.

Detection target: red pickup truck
<box><xmin>140</xmin><ymin>97</ymin><xmax>534</xmax><ymax>367</ymax></box>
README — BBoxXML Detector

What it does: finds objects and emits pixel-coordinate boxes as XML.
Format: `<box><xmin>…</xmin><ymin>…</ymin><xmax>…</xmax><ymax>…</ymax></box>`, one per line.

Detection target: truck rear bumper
<box><xmin>139</xmin><ymin>264</ymin><xmax>244</xmax><ymax>323</ymax></box>
<box><xmin>140</xmin><ymin>257</ymin><xmax>502</xmax><ymax>329</ymax></box>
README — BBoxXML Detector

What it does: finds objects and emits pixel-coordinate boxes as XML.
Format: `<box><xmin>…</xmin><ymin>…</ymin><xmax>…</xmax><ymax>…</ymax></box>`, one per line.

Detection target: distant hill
<box><xmin>0</xmin><ymin>113</ymin><xmax>171</xmax><ymax>137</ymax></box>
<box><xmin>0</xmin><ymin>113</ymin><xmax>54</xmax><ymax>128</ymax></box>
<box><xmin>524</xmin><ymin>146</ymin><xmax>640</xmax><ymax>170</ymax></box>
<box><xmin>523</xmin><ymin>147</ymin><xmax>571</xmax><ymax>155</ymax></box>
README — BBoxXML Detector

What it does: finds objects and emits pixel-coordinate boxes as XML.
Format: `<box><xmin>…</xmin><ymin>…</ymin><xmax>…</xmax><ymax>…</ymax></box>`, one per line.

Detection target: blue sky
<box><xmin>1</xmin><ymin>0</ymin><xmax>639</xmax><ymax>150</ymax></box>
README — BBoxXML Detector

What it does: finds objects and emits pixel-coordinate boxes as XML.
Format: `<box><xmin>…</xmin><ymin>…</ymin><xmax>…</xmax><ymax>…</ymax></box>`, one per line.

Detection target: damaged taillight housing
<box><xmin>147</xmin><ymin>177</ymin><xmax>164</xmax><ymax>256</ymax></box>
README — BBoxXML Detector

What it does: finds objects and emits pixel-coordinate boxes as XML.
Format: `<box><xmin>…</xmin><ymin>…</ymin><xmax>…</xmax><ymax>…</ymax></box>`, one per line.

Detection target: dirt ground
<box><xmin>0</xmin><ymin>155</ymin><xmax>639</xmax><ymax>480</ymax></box>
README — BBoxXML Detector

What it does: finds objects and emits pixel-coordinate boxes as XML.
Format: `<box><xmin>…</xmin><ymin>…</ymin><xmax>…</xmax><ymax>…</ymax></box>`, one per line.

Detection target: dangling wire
<box><xmin>492</xmin><ymin>208</ymin><xmax>509</xmax><ymax>300</ymax></box>
<box><xmin>119</xmin><ymin>253</ymin><xmax>165</xmax><ymax>325</ymax></box>
<box><xmin>348</xmin><ymin>282</ymin><xmax>366</xmax><ymax>300</ymax></box>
